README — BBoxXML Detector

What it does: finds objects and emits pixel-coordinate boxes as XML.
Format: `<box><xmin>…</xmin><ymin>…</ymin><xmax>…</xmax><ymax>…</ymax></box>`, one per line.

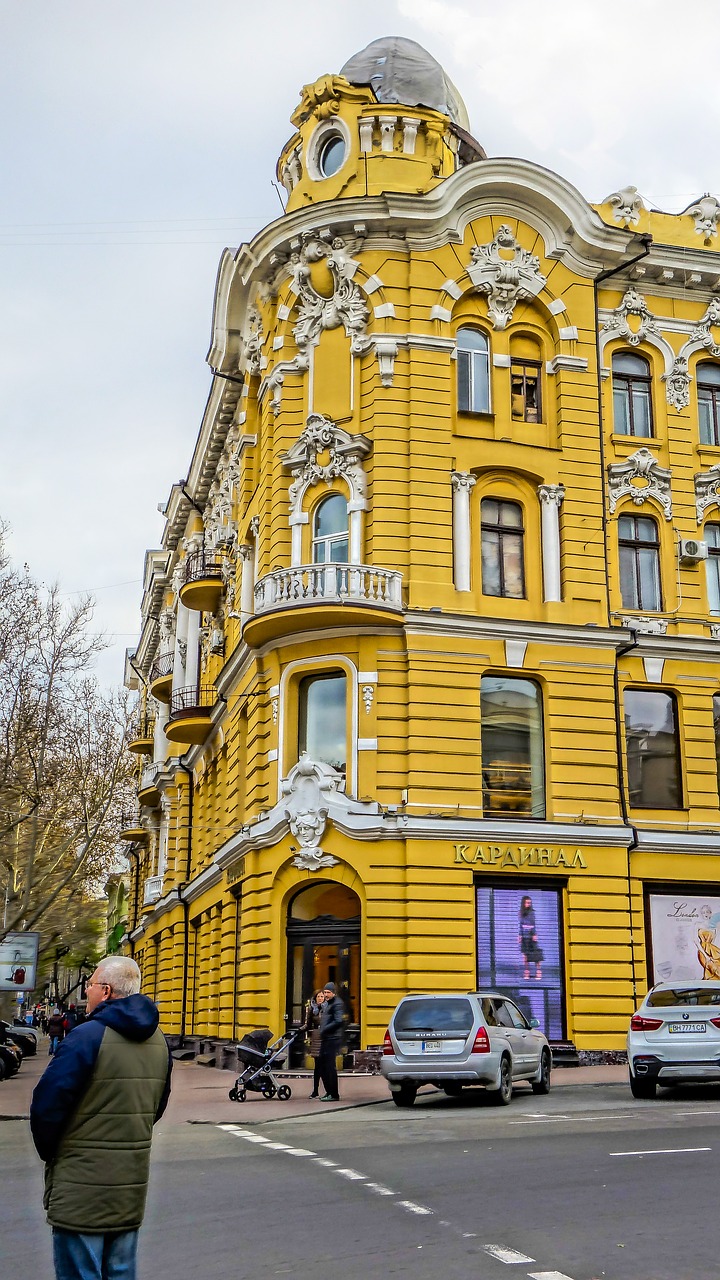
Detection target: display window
<box><xmin>647</xmin><ymin>891</ymin><xmax>720</xmax><ymax>984</ymax></box>
<box><xmin>476</xmin><ymin>883</ymin><xmax>565</xmax><ymax>1040</ymax></box>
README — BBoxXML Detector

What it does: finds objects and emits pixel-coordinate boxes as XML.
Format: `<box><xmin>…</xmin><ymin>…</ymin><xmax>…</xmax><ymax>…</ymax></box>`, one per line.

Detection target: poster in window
<box><xmin>0</xmin><ymin>931</ymin><xmax>40</xmax><ymax>992</ymax></box>
<box><xmin>476</xmin><ymin>885</ymin><xmax>564</xmax><ymax>1040</ymax></box>
<box><xmin>648</xmin><ymin>894</ymin><xmax>720</xmax><ymax>984</ymax></box>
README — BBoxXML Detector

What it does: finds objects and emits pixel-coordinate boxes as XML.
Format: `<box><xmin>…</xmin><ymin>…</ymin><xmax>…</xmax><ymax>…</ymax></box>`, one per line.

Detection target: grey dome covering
<box><xmin>340</xmin><ymin>36</ymin><xmax>470</xmax><ymax>132</ymax></box>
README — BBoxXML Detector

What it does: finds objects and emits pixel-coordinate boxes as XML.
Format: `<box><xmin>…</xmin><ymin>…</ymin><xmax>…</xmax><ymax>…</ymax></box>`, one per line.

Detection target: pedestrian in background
<box><xmin>302</xmin><ymin>989</ymin><xmax>325</xmax><ymax>1098</ymax></box>
<box><xmin>30</xmin><ymin>955</ymin><xmax>172</xmax><ymax>1280</ymax></box>
<box><xmin>47</xmin><ymin>1008</ymin><xmax>65</xmax><ymax>1056</ymax></box>
<box><xmin>317</xmin><ymin>982</ymin><xmax>346</xmax><ymax>1102</ymax></box>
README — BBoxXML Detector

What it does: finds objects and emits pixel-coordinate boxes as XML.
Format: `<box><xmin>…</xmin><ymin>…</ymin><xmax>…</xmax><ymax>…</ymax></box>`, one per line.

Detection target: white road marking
<box><xmin>285</xmin><ymin>1147</ymin><xmax>316</xmax><ymax>1157</ymax></box>
<box><xmin>312</xmin><ymin>1158</ymin><xmax>337</xmax><ymax>1167</ymax></box>
<box><xmin>397</xmin><ymin>1200</ymin><xmax>432</xmax><ymax>1215</ymax></box>
<box><xmin>336</xmin><ymin>1168</ymin><xmax>366</xmax><ymax>1180</ymax></box>
<box><xmin>528</xmin><ymin>1272</ymin><xmax>576</xmax><ymax>1280</ymax></box>
<box><xmin>609</xmin><ymin>1146</ymin><xmax>711</xmax><ymax>1156</ymax></box>
<box><xmin>235</xmin><ymin>1133</ymin><xmax>270</xmax><ymax>1143</ymax></box>
<box><xmin>482</xmin><ymin>1243</ymin><xmax>535</xmax><ymax>1264</ymax></box>
<box><xmin>264</xmin><ymin>1142</ymin><xmax>293</xmax><ymax>1150</ymax></box>
<box><xmin>365</xmin><ymin>1182</ymin><xmax>395</xmax><ymax>1196</ymax></box>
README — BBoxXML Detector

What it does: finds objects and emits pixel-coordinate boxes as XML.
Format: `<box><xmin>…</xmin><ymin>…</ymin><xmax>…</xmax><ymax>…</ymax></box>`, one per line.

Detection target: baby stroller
<box><xmin>228</xmin><ymin>1027</ymin><xmax>302</xmax><ymax>1102</ymax></box>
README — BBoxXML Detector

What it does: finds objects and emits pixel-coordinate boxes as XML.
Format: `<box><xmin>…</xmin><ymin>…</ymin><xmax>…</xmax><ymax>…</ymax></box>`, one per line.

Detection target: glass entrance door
<box><xmin>286</xmin><ymin>882</ymin><xmax>361</xmax><ymax>1065</ymax></box>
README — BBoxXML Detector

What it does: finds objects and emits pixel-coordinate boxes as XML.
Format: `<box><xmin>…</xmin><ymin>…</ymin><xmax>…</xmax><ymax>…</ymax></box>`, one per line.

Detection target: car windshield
<box><xmin>647</xmin><ymin>987</ymin><xmax>720</xmax><ymax>1007</ymax></box>
<box><xmin>394</xmin><ymin>997</ymin><xmax>474</xmax><ymax>1033</ymax></box>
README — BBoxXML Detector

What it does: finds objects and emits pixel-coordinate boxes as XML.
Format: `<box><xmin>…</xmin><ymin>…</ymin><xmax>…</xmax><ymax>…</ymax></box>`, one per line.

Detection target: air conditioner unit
<box><xmin>680</xmin><ymin>538</ymin><xmax>708</xmax><ymax>563</ymax></box>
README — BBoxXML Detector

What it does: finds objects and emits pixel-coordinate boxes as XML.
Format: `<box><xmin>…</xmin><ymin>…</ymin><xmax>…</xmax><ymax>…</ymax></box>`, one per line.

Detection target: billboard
<box><xmin>477</xmin><ymin>885</ymin><xmax>564</xmax><ymax>1040</ymax></box>
<box><xmin>0</xmin><ymin>931</ymin><xmax>40</xmax><ymax>992</ymax></box>
<box><xmin>648</xmin><ymin>894</ymin><xmax>720</xmax><ymax>984</ymax></box>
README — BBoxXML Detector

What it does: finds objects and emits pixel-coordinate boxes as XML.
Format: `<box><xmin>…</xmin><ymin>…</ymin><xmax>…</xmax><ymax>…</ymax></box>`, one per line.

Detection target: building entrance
<box><xmin>286</xmin><ymin>881</ymin><xmax>360</xmax><ymax>1065</ymax></box>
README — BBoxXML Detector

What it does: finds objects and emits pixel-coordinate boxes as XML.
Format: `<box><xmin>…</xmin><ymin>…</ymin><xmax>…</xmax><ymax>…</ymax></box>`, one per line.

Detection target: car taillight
<box><xmin>382</xmin><ymin>1030</ymin><xmax>394</xmax><ymax>1055</ymax></box>
<box><xmin>630</xmin><ymin>1014</ymin><xmax>663</xmax><ymax>1031</ymax></box>
<box><xmin>710</xmin><ymin>1018</ymin><xmax>720</xmax><ymax>1029</ymax></box>
<box><xmin>471</xmin><ymin>1026</ymin><xmax>490</xmax><ymax>1053</ymax></box>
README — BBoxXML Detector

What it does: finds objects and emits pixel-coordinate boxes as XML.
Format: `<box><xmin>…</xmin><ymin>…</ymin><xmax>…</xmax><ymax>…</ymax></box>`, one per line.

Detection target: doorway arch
<box><xmin>286</xmin><ymin>880</ymin><xmax>361</xmax><ymax>1064</ymax></box>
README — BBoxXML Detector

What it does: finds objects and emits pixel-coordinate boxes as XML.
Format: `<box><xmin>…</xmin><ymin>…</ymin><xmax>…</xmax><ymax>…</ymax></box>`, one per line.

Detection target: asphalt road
<box><xmin>4</xmin><ymin>1079</ymin><xmax>720</xmax><ymax>1279</ymax></box>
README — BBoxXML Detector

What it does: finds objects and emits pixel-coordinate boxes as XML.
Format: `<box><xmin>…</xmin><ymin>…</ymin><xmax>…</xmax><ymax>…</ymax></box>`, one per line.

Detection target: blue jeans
<box><xmin>52</xmin><ymin>1228</ymin><xmax>138</xmax><ymax>1280</ymax></box>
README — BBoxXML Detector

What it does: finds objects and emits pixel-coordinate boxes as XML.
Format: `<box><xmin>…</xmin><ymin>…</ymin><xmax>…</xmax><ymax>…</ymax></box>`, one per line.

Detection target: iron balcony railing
<box><xmin>182</xmin><ymin>548</ymin><xmax>224</xmax><ymax>586</ymax></box>
<box><xmin>129</xmin><ymin>712</ymin><xmax>156</xmax><ymax>742</ymax></box>
<box><xmin>254</xmin><ymin>563</ymin><xmax>403</xmax><ymax>612</ymax></box>
<box><xmin>120</xmin><ymin>810</ymin><xmax>143</xmax><ymax>831</ymax></box>
<box><xmin>150</xmin><ymin>649</ymin><xmax>174</xmax><ymax>684</ymax></box>
<box><xmin>169</xmin><ymin>683</ymin><xmax>217</xmax><ymax>719</ymax></box>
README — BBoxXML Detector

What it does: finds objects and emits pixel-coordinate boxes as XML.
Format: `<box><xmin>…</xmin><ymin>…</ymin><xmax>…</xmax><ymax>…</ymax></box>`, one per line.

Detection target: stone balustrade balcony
<box><xmin>143</xmin><ymin>875</ymin><xmax>164</xmax><ymax>906</ymax></box>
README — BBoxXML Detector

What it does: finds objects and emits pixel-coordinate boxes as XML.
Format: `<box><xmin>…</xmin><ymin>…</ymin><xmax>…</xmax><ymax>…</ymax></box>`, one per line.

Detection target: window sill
<box><xmin>610</xmin><ymin>434</ymin><xmax>659</xmax><ymax>446</ymax></box>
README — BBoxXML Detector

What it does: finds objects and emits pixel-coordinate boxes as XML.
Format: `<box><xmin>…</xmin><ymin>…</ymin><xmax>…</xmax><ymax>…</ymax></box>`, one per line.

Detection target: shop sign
<box><xmin>225</xmin><ymin>855</ymin><xmax>246</xmax><ymax>886</ymax></box>
<box><xmin>454</xmin><ymin>843</ymin><xmax>588</xmax><ymax>869</ymax></box>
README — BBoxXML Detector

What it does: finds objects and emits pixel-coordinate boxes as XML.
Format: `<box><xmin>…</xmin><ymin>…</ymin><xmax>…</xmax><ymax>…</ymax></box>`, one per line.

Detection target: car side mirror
<box><xmin>529</xmin><ymin>1018</ymin><xmax>540</xmax><ymax>1028</ymax></box>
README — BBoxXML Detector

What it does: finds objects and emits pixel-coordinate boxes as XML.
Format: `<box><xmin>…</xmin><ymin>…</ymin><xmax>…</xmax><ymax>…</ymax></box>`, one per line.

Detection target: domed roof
<box><xmin>340</xmin><ymin>36</ymin><xmax>470</xmax><ymax>132</ymax></box>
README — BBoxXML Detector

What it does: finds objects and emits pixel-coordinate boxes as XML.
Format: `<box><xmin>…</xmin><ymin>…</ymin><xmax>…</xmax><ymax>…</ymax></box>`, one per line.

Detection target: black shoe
<box><xmin>309</xmin><ymin>1091</ymin><xmax>319</xmax><ymax>1098</ymax></box>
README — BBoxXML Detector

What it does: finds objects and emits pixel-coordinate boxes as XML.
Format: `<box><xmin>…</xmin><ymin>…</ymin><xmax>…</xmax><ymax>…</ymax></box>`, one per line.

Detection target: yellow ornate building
<box><xmin>123</xmin><ymin>37</ymin><xmax>720</xmax><ymax>1056</ymax></box>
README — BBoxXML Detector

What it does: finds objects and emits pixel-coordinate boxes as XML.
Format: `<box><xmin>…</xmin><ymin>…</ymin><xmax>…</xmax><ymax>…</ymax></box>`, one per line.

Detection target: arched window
<box><xmin>618</xmin><ymin>514</ymin><xmax>661</xmax><ymax>611</ymax></box>
<box><xmin>705</xmin><ymin>523</ymin><xmax>720</xmax><ymax>614</ymax></box>
<box><xmin>612</xmin><ymin>351</ymin><xmax>653</xmax><ymax>437</ymax></box>
<box><xmin>697</xmin><ymin>362</ymin><xmax>720</xmax><ymax>446</ymax></box>
<box><xmin>481</xmin><ymin>498</ymin><xmax>525</xmax><ymax>598</ymax></box>
<box><xmin>298</xmin><ymin>671</ymin><xmax>347</xmax><ymax>776</ymax></box>
<box><xmin>457</xmin><ymin>328</ymin><xmax>490</xmax><ymax>414</ymax></box>
<box><xmin>624</xmin><ymin>689</ymin><xmax>682</xmax><ymax>809</ymax></box>
<box><xmin>480</xmin><ymin>676</ymin><xmax>545</xmax><ymax>818</ymax></box>
<box><xmin>312</xmin><ymin>494</ymin><xmax>348</xmax><ymax>564</ymax></box>
<box><xmin>510</xmin><ymin>335</ymin><xmax>542</xmax><ymax>423</ymax></box>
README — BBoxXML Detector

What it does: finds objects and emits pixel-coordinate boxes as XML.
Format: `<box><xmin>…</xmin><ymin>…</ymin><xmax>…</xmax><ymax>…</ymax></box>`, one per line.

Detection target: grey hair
<box><xmin>94</xmin><ymin>956</ymin><xmax>142</xmax><ymax>998</ymax></box>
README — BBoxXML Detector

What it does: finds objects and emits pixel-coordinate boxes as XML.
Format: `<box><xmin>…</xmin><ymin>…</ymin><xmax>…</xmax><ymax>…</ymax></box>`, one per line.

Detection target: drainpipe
<box><xmin>175</xmin><ymin>754</ymin><xmax>194</xmax><ymax>1043</ymax></box>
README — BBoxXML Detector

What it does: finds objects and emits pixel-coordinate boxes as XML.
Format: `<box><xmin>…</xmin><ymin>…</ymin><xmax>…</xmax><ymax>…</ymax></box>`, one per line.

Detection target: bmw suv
<box><xmin>381</xmin><ymin>991</ymin><xmax>552</xmax><ymax>1107</ymax></box>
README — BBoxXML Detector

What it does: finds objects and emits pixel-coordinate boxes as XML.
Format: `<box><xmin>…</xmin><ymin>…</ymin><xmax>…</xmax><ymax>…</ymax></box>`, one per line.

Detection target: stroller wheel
<box><xmin>261</xmin><ymin>1082</ymin><xmax>276</xmax><ymax>1099</ymax></box>
<box><xmin>228</xmin><ymin>1088</ymin><xmax>238</xmax><ymax>1101</ymax></box>
<box><xmin>277</xmin><ymin>1085</ymin><xmax>292</xmax><ymax>1101</ymax></box>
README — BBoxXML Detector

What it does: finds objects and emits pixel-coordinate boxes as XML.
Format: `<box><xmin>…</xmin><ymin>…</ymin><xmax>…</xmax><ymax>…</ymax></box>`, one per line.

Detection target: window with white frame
<box><xmin>298</xmin><ymin>671</ymin><xmax>347</xmax><ymax>776</ymax></box>
<box><xmin>457</xmin><ymin>328</ymin><xmax>490</xmax><ymax>414</ymax></box>
<box><xmin>312</xmin><ymin>494</ymin><xmax>349</xmax><ymax>564</ymax></box>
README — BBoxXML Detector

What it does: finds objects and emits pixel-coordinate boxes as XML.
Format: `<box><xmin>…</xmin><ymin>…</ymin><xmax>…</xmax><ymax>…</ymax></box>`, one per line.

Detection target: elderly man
<box><xmin>30</xmin><ymin>955</ymin><xmax>172</xmax><ymax>1280</ymax></box>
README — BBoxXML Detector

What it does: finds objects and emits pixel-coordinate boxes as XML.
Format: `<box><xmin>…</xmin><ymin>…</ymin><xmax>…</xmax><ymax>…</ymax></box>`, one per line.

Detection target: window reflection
<box><xmin>612</xmin><ymin>352</ymin><xmax>653</xmax><ymax>437</ymax></box>
<box><xmin>481</xmin><ymin>676</ymin><xmax>544</xmax><ymax>817</ymax></box>
<box><xmin>618</xmin><ymin>514</ymin><xmax>662</xmax><ymax>611</ymax></box>
<box><xmin>705</xmin><ymin>524</ymin><xmax>720</xmax><ymax>615</ymax></box>
<box><xmin>312</xmin><ymin>494</ymin><xmax>349</xmax><ymax>564</ymax></box>
<box><xmin>481</xmin><ymin>498</ymin><xmax>525</xmax><ymax>598</ymax></box>
<box><xmin>624</xmin><ymin>688</ymin><xmax>682</xmax><ymax>809</ymax></box>
<box><xmin>457</xmin><ymin>328</ymin><xmax>490</xmax><ymax>414</ymax></box>
<box><xmin>298</xmin><ymin>672</ymin><xmax>347</xmax><ymax>776</ymax></box>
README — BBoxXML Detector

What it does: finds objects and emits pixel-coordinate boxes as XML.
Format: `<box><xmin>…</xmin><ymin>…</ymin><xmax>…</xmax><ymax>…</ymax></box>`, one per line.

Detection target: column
<box><xmin>538</xmin><ymin>484</ymin><xmax>565</xmax><ymax>603</ymax></box>
<box><xmin>185</xmin><ymin>610</ymin><xmax>201</xmax><ymax>692</ymax></box>
<box><xmin>451</xmin><ymin>472</ymin><xmax>476</xmax><ymax>592</ymax></box>
<box><xmin>153</xmin><ymin>698</ymin><xmax>169</xmax><ymax>763</ymax></box>
<box><xmin>239</xmin><ymin>543</ymin><xmax>254</xmax><ymax>618</ymax></box>
<box><xmin>173</xmin><ymin>602</ymin><xmax>189</xmax><ymax>692</ymax></box>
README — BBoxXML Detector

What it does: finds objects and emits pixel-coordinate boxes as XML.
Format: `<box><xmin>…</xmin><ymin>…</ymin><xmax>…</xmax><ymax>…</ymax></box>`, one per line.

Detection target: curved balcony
<box><xmin>119</xmin><ymin>811</ymin><xmax>148</xmax><ymax>842</ymax></box>
<box><xmin>128</xmin><ymin>713</ymin><xmax>156</xmax><ymax>756</ymax></box>
<box><xmin>149</xmin><ymin>649</ymin><xmax>174</xmax><ymax>703</ymax></box>
<box><xmin>143</xmin><ymin>875</ymin><xmax>164</xmax><ymax>907</ymax></box>
<box><xmin>138</xmin><ymin>761</ymin><xmax>162</xmax><ymax>803</ymax></box>
<box><xmin>244</xmin><ymin>563</ymin><xmax>404</xmax><ymax>647</ymax></box>
<box><xmin>178</xmin><ymin>549</ymin><xmax>224</xmax><ymax>614</ymax></box>
<box><xmin>165</xmin><ymin>683</ymin><xmax>217</xmax><ymax>745</ymax></box>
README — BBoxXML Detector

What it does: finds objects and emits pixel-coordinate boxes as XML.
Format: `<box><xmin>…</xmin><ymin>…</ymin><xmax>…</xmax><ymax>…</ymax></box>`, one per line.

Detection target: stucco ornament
<box><xmin>620</xmin><ymin>616</ymin><xmax>668</xmax><ymax>635</ymax></box>
<box><xmin>695</xmin><ymin>465</ymin><xmax>720</xmax><ymax>523</ymax></box>
<box><xmin>604</xmin><ymin>185</ymin><xmax>644</xmax><ymax>227</ymax></box>
<box><xmin>690</xmin><ymin>299</ymin><xmax>720</xmax><ymax>358</ymax></box>
<box><xmin>467</xmin><ymin>225</ymin><xmax>547</xmax><ymax>329</ymax></box>
<box><xmin>292</xmin><ymin>75</ymin><xmax>343</xmax><ymax>125</ymax></box>
<box><xmin>283</xmin><ymin>413</ymin><xmax>371</xmax><ymax>515</ymax></box>
<box><xmin>602</xmin><ymin>288</ymin><xmax>659</xmax><ymax>347</ymax></box>
<box><xmin>282</xmin><ymin>755</ymin><xmax>340</xmax><ymax>871</ymax></box>
<box><xmin>608</xmin><ymin>447</ymin><xmax>672</xmax><ymax>519</ymax></box>
<box><xmin>685</xmin><ymin>194</ymin><xmax>720</xmax><ymax>243</ymax></box>
<box><xmin>662</xmin><ymin>355</ymin><xmax>691</xmax><ymax>411</ymax></box>
<box><xmin>289</xmin><ymin>231</ymin><xmax>371</xmax><ymax>358</ymax></box>
<box><xmin>158</xmin><ymin>608</ymin><xmax>175</xmax><ymax>646</ymax></box>
<box><xmin>243</xmin><ymin>307</ymin><xmax>264</xmax><ymax>377</ymax></box>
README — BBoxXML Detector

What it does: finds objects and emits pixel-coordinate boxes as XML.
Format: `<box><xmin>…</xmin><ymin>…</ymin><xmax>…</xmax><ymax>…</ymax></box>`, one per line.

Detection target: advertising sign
<box><xmin>648</xmin><ymin>894</ymin><xmax>720</xmax><ymax>984</ymax></box>
<box><xmin>0</xmin><ymin>931</ymin><xmax>40</xmax><ymax>992</ymax></box>
<box><xmin>477</xmin><ymin>885</ymin><xmax>564</xmax><ymax>1040</ymax></box>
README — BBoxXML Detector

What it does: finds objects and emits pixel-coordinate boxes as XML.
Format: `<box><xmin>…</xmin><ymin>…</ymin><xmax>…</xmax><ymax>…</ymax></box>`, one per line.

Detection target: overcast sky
<box><xmin>3</xmin><ymin>0</ymin><xmax>719</xmax><ymax>687</ymax></box>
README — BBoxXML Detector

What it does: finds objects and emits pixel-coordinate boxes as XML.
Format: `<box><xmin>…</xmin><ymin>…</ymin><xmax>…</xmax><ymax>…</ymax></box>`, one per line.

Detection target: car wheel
<box><xmin>392</xmin><ymin>1084</ymin><xmax>418</xmax><ymax>1108</ymax></box>
<box><xmin>629</xmin><ymin>1070</ymin><xmax>656</xmax><ymax>1099</ymax></box>
<box><xmin>491</xmin><ymin>1056</ymin><xmax>513</xmax><ymax>1106</ymax></box>
<box><xmin>531</xmin><ymin>1049</ymin><xmax>552</xmax><ymax>1095</ymax></box>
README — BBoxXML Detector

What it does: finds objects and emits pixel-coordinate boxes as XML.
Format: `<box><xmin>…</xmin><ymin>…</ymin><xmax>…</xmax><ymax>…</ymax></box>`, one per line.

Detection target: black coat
<box><xmin>319</xmin><ymin>995</ymin><xmax>345</xmax><ymax>1047</ymax></box>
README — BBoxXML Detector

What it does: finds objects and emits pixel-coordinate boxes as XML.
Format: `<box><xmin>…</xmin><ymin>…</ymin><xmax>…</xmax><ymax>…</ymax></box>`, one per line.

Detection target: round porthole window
<box><xmin>318</xmin><ymin>133</ymin><xmax>346</xmax><ymax>178</ymax></box>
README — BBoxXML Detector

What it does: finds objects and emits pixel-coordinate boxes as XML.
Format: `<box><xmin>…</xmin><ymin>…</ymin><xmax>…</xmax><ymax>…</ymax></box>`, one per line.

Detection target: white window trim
<box><xmin>277</xmin><ymin>655</ymin><xmax>359</xmax><ymax>800</ymax></box>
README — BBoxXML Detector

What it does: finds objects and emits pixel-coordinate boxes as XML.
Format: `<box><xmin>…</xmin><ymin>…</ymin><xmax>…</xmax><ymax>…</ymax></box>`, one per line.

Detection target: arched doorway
<box><xmin>286</xmin><ymin>881</ymin><xmax>361</xmax><ymax>1065</ymax></box>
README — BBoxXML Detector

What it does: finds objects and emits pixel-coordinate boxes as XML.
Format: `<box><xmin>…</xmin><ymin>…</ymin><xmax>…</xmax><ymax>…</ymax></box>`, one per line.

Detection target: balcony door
<box><xmin>286</xmin><ymin>880</ymin><xmax>360</xmax><ymax>1065</ymax></box>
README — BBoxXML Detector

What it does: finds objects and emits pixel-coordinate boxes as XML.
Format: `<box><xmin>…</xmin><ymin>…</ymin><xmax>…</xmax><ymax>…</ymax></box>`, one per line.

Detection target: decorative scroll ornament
<box><xmin>158</xmin><ymin>608</ymin><xmax>175</xmax><ymax>646</ymax></box>
<box><xmin>662</xmin><ymin>355</ymin><xmax>691</xmax><ymax>411</ymax></box>
<box><xmin>361</xmin><ymin>685</ymin><xmax>374</xmax><ymax>714</ymax></box>
<box><xmin>282</xmin><ymin>755</ymin><xmax>341</xmax><ymax>871</ymax></box>
<box><xmin>538</xmin><ymin>483</ymin><xmax>565</xmax><ymax>509</ymax></box>
<box><xmin>451</xmin><ymin>471</ymin><xmax>477</xmax><ymax>496</ymax></box>
<box><xmin>283</xmin><ymin>413</ymin><xmax>371</xmax><ymax>513</ymax></box>
<box><xmin>690</xmin><ymin>299</ymin><xmax>720</xmax><ymax>358</ymax></box>
<box><xmin>467</xmin><ymin>224</ymin><xmax>547</xmax><ymax>329</ymax></box>
<box><xmin>695</xmin><ymin>465</ymin><xmax>720</xmax><ymax>523</ymax></box>
<box><xmin>243</xmin><ymin>307</ymin><xmax>264</xmax><ymax>376</ymax></box>
<box><xmin>608</xmin><ymin>447</ymin><xmax>672</xmax><ymax>519</ymax></box>
<box><xmin>620</xmin><ymin>616</ymin><xmax>668</xmax><ymax>635</ymax></box>
<box><xmin>289</xmin><ymin>231</ymin><xmax>371</xmax><ymax>357</ymax></box>
<box><xmin>684</xmin><ymin>194</ymin><xmax>720</xmax><ymax>244</ymax></box>
<box><xmin>604</xmin><ymin>185</ymin><xmax>644</xmax><ymax>227</ymax></box>
<box><xmin>602</xmin><ymin>288</ymin><xmax>659</xmax><ymax>347</ymax></box>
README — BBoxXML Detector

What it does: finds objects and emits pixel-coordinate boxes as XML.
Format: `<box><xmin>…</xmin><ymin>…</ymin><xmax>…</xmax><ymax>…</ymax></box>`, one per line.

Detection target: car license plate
<box><xmin>668</xmin><ymin>1022</ymin><xmax>706</xmax><ymax>1033</ymax></box>
<box><xmin>422</xmin><ymin>1040</ymin><xmax>443</xmax><ymax>1053</ymax></box>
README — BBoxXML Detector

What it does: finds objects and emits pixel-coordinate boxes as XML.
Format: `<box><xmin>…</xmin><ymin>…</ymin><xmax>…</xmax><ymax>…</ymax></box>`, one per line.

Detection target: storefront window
<box><xmin>476</xmin><ymin>885</ymin><xmax>564</xmax><ymax>1040</ymax></box>
<box><xmin>647</xmin><ymin>893</ymin><xmax>720</xmax><ymax>984</ymax></box>
<box><xmin>480</xmin><ymin>676</ymin><xmax>544</xmax><ymax>817</ymax></box>
<box><xmin>298</xmin><ymin>671</ymin><xmax>346</xmax><ymax>776</ymax></box>
<box><xmin>624</xmin><ymin>688</ymin><xmax>682</xmax><ymax>809</ymax></box>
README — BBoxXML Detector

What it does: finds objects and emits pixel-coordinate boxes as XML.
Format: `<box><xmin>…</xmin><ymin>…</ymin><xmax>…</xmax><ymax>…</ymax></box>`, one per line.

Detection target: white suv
<box><xmin>381</xmin><ymin>991</ymin><xmax>552</xmax><ymax>1108</ymax></box>
<box><xmin>627</xmin><ymin>980</ymin><xmax>720</xmax><ymax>1098</ymax></box>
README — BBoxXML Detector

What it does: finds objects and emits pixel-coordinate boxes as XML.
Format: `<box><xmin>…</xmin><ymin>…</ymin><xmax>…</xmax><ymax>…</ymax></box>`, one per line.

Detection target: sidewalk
<box><xmin>0</xmin><ymin>1048</ymin><xmax>628</xmax><ymax>1125</ymax></box>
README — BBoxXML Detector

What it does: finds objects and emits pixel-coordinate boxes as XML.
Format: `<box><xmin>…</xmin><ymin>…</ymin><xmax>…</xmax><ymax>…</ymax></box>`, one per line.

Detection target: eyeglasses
<box><xmin>87</xmin><ymin>981</ymin><xmax>111</xmax><ymax>991</ymax></box>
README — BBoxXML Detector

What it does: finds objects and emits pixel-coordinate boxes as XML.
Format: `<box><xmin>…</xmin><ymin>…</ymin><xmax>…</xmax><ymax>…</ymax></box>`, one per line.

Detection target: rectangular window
<box><xmin>699</xmin><ymin>387</ymin><xmax>720</xmax><ymax>447</ymax></box>
<box><xmin>510</xmin><ymin>360</ymin><xmax>541</xmax><ymax>422</ymax></box>
<box><xmin>706</xmin><ymin>524</ymin><xmax>720</xmax><ymax>614</ymax></box>
<box><xmin>481</xmin><ymin>676</ymin><xmax>544</xmax><ymax>818</ymax></box>
<box><xmin>618</xmin><ymin>515</ymin><xmax>662</xmax><ymax>611</ymax></box>
<box><xmin>647</xmin><ymin>893</ymin><xmax>720</xmax><ymax>984</ymax></box>
<box><xmin>298</xmin><ymin>672</ymin><xmax>347</xmax><ymax>776</ymax></box>
<box><xmin>457</xmin><ymin>329</ymin><xmax>490</xmax><ymax>414</ymax></box>
<box><xmin>714</xmin><ymin>694</ymin><xmax>720</xmax><ymax>803</ymax></box>
<box><xmin>624</xmin><ymin>688</ymin><xmax>682</xmax><ymax>809</ymax></box>
<box><xmin>480</xmin><ymin>499</ymin><xmax>525</xmax><ymax>598</ymax></box>
<box><xmin>476</xmin><ymin>885</ymin><xmax>564</xmax><ymax>1040</ymax></box>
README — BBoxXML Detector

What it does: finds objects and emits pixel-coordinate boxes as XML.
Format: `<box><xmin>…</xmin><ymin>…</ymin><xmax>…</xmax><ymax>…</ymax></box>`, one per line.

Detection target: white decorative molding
<box><xmin>467</xmin><ymin>224</ymin><xmax>547</xmax><ymax>329</ymax></box>
<box><xmin>684</xmin><ymin>194</ymin><xmax>720</xmax><ymax>244</ymax></box>
<box><xmin>642</xmin><ymin>657</ymin><xmax>665</xmax><ymax>682</ymax></box>
<box><xmin>548</xmin><ymin>298</ymin><xmax>567</xmax><ymax>315</ymax></box>
<box><xmin>271</xmin><ymin>697</ymin><xmax>279</xmax><ymax>724</ymax></box>
<box><xmin>662</xmin><ymin>355</ymin><xmax>691</xmax><ymax>411</ymax></box>
<box><xmin>357</xmin><ymin>738</ymin><xmax>378</xmax><ymax>751</ymax></box>
<box><xmin>505</xmin><ymin>639</ymin><xmax>528</xmax><ymax>668</ymax></box>
<box><xmin>695</xmin><ymin>465</ymin><xmax>720</xmax><ymax>523</ymax></box>
<box><xmin>604</xmin><ymin>185</ymin><xmax>644</xmax><ymax>227</ymax></box>
<box><xmin>373</xmin><ymin>335</ymin><xmax>399</xmax><ymax>387</ymax></box>
<box><xmin>289</xmin><ymin>231</ymin><xmax>371</xmax><ymax>359</ymax></box>
<box><xmin>620</xmin><ymin>615</ymin><xmax>668</xmax><ymax>634</ymax></box>
<box><xmin>689</xmin><ymin>299</ymin><xmax>720</xmax><ymax>359</ymax></box>
<box><xmin>608</xmin><ymin>447</ymin><xmax>672</xmax><ymax>519</ymax></box>
<box><xmin>242</xmin><ymin>306</ymin><xmax>264</xmax><ymax>377</ymax></box>
<box><xmin>710</xmin><ymin>624</ymin><xmax>720</xmax><ymax>639</ymax></box>
<box><xmin>451</xmin><ymin>471</ymin><xmax>477</xmax><ymax>593</ymax></box>
<box><xmin>602</xmin><ymin>288</ymin><xmax>659</xmax><ymax>348</ymax></box>
<box><xmin>282</xmin><ymin>413</ymin><xmax>371</xmax><ymax>564</ymax></box>
<box><xmin>538</xmin><ymin>484</ymin><xmax>565</xmax><ymax>603</ymax></box>
<box><xmin>361</xmin><ymin>684</ymin><xmax>374</xmax><ymax>714</ymax></box>
<box><xmin>548</xmin><ymin>355</ymin><xmax>589</xmax><ymax>374</ymax></box>
<box><xmin>282</xmin><ymin>756</ymin><xmax>341</xmax><ymax>871</ymax></box>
